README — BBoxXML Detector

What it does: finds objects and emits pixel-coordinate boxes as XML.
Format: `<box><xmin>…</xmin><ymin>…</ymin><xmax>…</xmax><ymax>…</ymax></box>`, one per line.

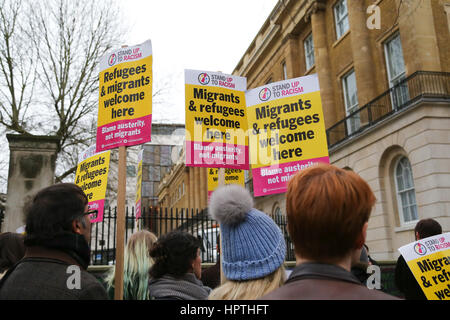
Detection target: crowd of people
<box><xmin>0</xmin><ymin>163</ymin><xmax>445</xmax><ymax>300</ymax></box>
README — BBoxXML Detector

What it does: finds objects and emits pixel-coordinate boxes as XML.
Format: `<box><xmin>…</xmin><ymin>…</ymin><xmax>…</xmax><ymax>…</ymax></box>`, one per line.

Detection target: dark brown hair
<box><xmin>286</xmin><ymin>163</ymin><xmax>376</xmax><ymax>262</ymax></box>
<box><xmin>149</xmin><ymin>231</ymin><xmax>200</xmax><ymax>279</ymax></box>
<box><xmin>415</xmin><ymin>219</ymin><xmax>442</xmax><ymax>239</ymax></box>
<box><xmin>24</xmin><ymin>183</ymin><xmax>88</xmax><ymax>245</ymax></box>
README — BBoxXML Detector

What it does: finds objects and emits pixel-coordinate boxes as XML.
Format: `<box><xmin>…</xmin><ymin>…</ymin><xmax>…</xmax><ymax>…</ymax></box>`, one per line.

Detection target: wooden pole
<box><xmin>217</xmin><ymin>168</ymin><xmax>225</xmax><ymax>285</ymax></box>
<box><xmin>114</xmin><ymin>145</ymin><xmax>127</xmax><ymax>300</ymax></box>
<box><xmin>114</xmin><ymin>44</ymin><xmax>129</xmax><ymax>300</ymax></box>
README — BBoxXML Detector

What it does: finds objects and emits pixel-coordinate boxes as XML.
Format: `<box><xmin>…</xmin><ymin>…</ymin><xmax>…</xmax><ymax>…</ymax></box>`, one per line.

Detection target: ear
<box><xmin>72</xmin><ymin>219</ymin><xmax>83</xmax><ymax>235</ymax></box>
<box><xmin>355</xmin><ymin>222</ymin><xmax>368</xmax><ymax>249</ymax></box>
<box><xmin>415</xmin><ymin>232</ymin><xmax>420</xmax><ymax>241</ymax></box>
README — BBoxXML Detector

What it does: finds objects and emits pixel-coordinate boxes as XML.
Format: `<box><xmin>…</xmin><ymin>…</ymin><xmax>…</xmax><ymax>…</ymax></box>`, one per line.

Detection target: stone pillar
<box><xmin>347</xmin><ymin>0</ymin><xmax>377</xmax><ymax>106</ymax></box>
<box><xmin>199</xmin><ymin>167</ymin><xmax>207</xmax><ymax>210</ymax></box>
<box><xmin>194</xmin><ymin>167</ymin><xmax>200</xmax><ymax>210</ymax></box>
<box><xmin>184</xmin><ymin>167</ymin><xmax>190</xmax><ymax>209</ymax></box>
<box><xmin>189</xmin><ymin>167</ymin><xmax>194</xmax><ymax>213</ymax></box>
<box><xmin>285</xmin><ymin>36</ymin><xmax>301</xmax><ymax>78</ymax></box>
<box><xmin>398</xmin><ymin>0</ymin><xmax>441</xmax><ymax>73</ymax></box>
<box><xmin>309</xmin><ymin>1</ymin><xmax>338</xmax><ymax>129</ymax></box>
<box><xmin>3</xmin><ymin>134</ymin><xmax>60</xmax><ymax>232</ymax></box>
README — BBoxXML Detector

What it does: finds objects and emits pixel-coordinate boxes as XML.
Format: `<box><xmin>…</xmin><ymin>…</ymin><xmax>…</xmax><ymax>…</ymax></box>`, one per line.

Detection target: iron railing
<box><xmin>0</xmin><ymin>208</ymin><xmax>4</xmax><ymax>231</ymax></box>
<box><xmin>89</xmin><ymin>206</ymin><xmax>295</xmax><ymax>265</ymax></box>
<box><xmin>327</xmin><ymin>71</ymin><xmax>450</xmax><ymax>149</ymax></box>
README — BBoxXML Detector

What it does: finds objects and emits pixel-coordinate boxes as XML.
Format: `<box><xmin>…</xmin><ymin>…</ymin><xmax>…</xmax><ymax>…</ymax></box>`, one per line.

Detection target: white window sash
<box><xmin>304</xmin><ymin>34</ymin><xmax>314</xmax><ymax>70</ymax></box>
<box><xmin>334</xmin><ymin>0</ymin><xmax>349</xmax><ymax>39</ymax></box>
<box><xmin>342</xmin><ymin>70</ymin><xmax>360</xmax><ymax>134</ymax></box>
<box><xmin>394</xmin><ymin>158</ymin><xmax>418</xmax><ymax>225</ymax></box>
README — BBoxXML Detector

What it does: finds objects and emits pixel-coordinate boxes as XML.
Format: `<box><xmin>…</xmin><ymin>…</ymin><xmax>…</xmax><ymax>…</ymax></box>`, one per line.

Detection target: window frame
<box><xmin>394</xmin><ymin>156</ymin><xmax>419</xmax><ymax>226</ymax></box>
<box><xmin>342</xmin><ymin>69</ymin><xmax>360</xmax><ymax>135</ymax></box>
<box><xmin>384</xmin><ymin>32</ymin><xmax>409</xmax><ymax>109</ymax></box>
<box><xmin>334</xmin><ymin>0</ymin><xmax>349</xmax><ymax>40</ymax></box>
<box><xmin>304</xmin><ymin>33</ymin><xmax>315</xmax><ymax>71</ymax></box>
<box><xmin>282</xmin><ymin>61</ymin><xmax>288</xmax><ymax>80</ymax></box>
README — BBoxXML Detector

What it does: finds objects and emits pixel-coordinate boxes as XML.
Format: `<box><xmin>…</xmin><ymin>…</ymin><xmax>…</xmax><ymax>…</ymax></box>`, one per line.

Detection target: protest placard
<box><xmin>207</xmin><ymin>168</ymin><xmax>245</xmax><ymax>200</ymax></box>
<box><xmin>246</xmin><ymin>74</ymin><xmax>329</xmax><ymax>197</ymax></box>
<box><xmin>398</xmin><ymin>232</ymin><xmax>450</xmax><ymax>300</ymax></box>
<box><xmin>75</xmin><ymin>145</ymin><xmax>111</xmax><ymax>223</ymax></box>
<box><xmin>185</xmin><ymin>69</ymin><xmax>248</xmax><ymax>170</ymax></box>
<box><xmin>96</xmin><ymin>40</ymin><xmax>152</xmax><ymax>153</ymax></box>
<box><xmin>135</xmin><ymin>149</ymin><xmax>143</xmax><ymax>220</ymax></box>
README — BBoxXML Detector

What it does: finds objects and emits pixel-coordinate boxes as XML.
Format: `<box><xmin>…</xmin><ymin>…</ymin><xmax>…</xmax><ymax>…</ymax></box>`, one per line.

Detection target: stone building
<box><xmin>157</xmin><ymin>147</ymin><xmax>209</xmax><ymax>212</ymax></box>
<box><xmin>232</xmin><ymin>0</ymin><xmax>450</xmax><ymax>261</ymax></box>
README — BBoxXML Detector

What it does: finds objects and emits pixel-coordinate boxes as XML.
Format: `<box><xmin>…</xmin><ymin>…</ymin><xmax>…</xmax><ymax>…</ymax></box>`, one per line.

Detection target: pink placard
<box><xmin>96</xmin><ymin>114</ymin><xmax>152</xmax><ymax>153</ymax></box>
<box><xmin>135</xmin><ymin>200</ymin><xmax>141</xmax><ymax>220</ymax></box>
<box><xmin>88</xmin><ymin>199</ymin><xmax>105</xmax><ymax>223</ymax></box>
<box><xmin>186</xmin><ymin>141</ymin><xmax>249</xmax><ymax>170</ymax></box>
<box><xmin>252</xmin><ymin>157</ymin><xmax>329</xmax><ymax>197</ymax></box>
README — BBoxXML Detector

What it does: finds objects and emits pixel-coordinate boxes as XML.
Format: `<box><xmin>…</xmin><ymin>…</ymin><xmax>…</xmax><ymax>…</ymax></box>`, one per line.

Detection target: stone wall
<box><xmin>3</xmin><ymin>134</ymin><xmax>59</xmax><ymax>232</ymax></box>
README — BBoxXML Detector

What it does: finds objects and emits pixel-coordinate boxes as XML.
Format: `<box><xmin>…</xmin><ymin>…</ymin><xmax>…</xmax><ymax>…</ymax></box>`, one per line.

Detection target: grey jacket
<box><xmin>149</xmin><ymin>273</ymin><xmax>211</xmax><ymax>300</ymax></box>
<box><xmin>0</xmin><ymin>246</ymin><xmax>108</xmax><ymax>300</ymax></box>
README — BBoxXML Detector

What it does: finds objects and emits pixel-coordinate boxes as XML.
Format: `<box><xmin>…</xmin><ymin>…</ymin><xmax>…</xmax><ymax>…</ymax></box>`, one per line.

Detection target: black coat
<box><xmin>394</xmin><ymin>255</ymin><xmax>426</xmax><ymax>300</ymax></box>
<box><xmin>0</xmin><ymin>246</ymin><xmax>108</xmax><ymax>300</ymax></box>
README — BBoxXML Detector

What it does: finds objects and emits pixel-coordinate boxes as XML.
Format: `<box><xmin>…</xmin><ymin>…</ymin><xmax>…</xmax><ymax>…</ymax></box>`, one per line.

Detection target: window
<box><xmin>126</xmin><ymin>165</ymin><xmax>136</xmax><ymax>177</ymax></box>
<box><xmin>282</xmin><ymin>62</ymin><xmax>288</xmax><ymax>80</ymax></box>
<box><xmin>273</xmin><ymin>206</ymin><xmax>282</xmax><ymax>222</ymax></box>
<box><xmin>342</xmin><ymin>69</ymin><xmax>360</xmax><ymax>134</ymax></box>
<box><xmin>395</xmin><ymin>157</ymin><xmax>418</xmax><ymax>224</ymax></box>
<box><xmin>304</xmin><ymin>33</ymin><xmax>315</xmax><ymax>70</ymax></box>
<box><xmin>384</xmin><ymin>33</ymin><xmax>409</xmax><ymax>108</ymax></box>
<box><xmin>334</xmin><ymin>0</ymin><xmax>349</xmax><ymax>39</ymax></box>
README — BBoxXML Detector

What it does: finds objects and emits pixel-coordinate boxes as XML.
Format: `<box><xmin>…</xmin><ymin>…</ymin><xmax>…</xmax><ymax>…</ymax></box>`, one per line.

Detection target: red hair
<box><xmin>286</xmin><ymin>164</ymin><xmax>376</xmax><ymax>262</ymax></box>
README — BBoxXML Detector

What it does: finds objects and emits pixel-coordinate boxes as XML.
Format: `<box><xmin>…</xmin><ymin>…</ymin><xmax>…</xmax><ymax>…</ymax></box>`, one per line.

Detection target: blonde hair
<box><xmin>208</xmin><ymin>266</ymin><xmax>286</xmax><ymax>300</ymax></box>
<box><xmin>105</xmin><ymin>230</ymin><xmax>158</xmax><ymax>300</ymax></box>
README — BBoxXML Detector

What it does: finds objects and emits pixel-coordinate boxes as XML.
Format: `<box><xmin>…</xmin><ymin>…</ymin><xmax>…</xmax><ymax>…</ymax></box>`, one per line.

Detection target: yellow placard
<box><xmin>98</xmin><ymin>55</ymin><xmax>152</xmax><ymax>127</ymax></box>
<box><xmin>185</xmin><ymin>70</ymin><xmax>248</xmax><ymax>169</ymax></box>
<box><xmin>96</xmin><ymin>40</ymin><xmax>153</xmax><ymax>153</ymax></box>
<box><xmin>399</xmin><ymin>232</ymin><xmax>450</xmax><ymax>300</ymax></box>
<box><xmin>247</xmin><ymin>90</ymin><xmax>328</xmax><ymax>169</ymax></box>
<box><xmin>75</xmin><ymin>150</ymin><xmax>110</xmax><ymax>202</ymax></box>
<box><xmin>74</xmin><ymin>145</ymin><xmax>111</xmax><ymax>222</ymax></box>
<box><xmin>207</xmin><ymin>168</ymin><xmax>245</xmax><ymax>198</ymax></box>
<box><xmin>245</xmin><ymin>74</ymin><xmax>329</xmax><ymax>197</ymax></box>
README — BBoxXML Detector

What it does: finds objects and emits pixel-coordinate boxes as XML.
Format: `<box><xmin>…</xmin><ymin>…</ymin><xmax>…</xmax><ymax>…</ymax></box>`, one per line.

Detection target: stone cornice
<box><xmin>305</xmin><ymin>0</ymin><xmax>326</xmax><ymax>22</ymax></box>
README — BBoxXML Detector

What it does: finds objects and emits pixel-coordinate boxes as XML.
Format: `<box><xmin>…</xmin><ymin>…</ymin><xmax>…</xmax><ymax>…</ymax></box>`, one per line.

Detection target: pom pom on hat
<box><xmin>208</xmin><ymin>184</ymin><xmax>286</xmax><ymax>281</ymax></box>
<box><xmin>209</xmin><ymin>184</ymin><xmax>253</xmax><ymax>226</ymax></box>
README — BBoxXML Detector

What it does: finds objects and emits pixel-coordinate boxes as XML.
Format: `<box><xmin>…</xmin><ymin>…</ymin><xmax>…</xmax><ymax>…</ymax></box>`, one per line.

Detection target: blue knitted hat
<box><xmin>209</xmin><ymin>184</ymin><xmax>286</xmax><ymax>281</ymax></box>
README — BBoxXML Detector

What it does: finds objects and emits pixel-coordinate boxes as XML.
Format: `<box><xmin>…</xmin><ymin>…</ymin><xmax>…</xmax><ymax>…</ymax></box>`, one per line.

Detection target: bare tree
<box><xmin>0</xmin><ymin>0</ymin><xmax>127</xmax><ymax>185</ymax></box>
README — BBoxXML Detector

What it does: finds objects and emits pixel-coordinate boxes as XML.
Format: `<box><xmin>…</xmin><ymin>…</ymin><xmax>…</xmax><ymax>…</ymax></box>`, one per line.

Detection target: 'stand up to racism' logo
<box><xmin>108</xmin><ymin>53</ymin><xmax>117</xmax><ymax>66</ymax></box>
<box><xmin>414</xmin><ymin>242</ymin><xmax>427</xmax><ymax>256</ymax></box>
<box><xmin>259</xmin><ymin>88</ymin><xmax>271</xmax><ymax>101</ymax></box>
<box><xmin>198</xmin><ymin>73</ymin><xmax>210</xmax><ymax>85</ymax></box>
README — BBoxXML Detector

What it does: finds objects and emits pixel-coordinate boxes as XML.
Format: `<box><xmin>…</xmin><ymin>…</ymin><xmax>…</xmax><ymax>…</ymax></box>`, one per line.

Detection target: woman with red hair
<box><xmin>262</xmin><ymin>163</ymin><xmax>398</xmax><ymax>300</ymax></box>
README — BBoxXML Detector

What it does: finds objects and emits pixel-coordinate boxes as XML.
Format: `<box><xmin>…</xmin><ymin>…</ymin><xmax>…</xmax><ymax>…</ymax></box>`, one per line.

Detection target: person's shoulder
<box><xmin>78</xmin><ymin>269</ymin><xmax>109</xmax><ymax>300</ymax></box>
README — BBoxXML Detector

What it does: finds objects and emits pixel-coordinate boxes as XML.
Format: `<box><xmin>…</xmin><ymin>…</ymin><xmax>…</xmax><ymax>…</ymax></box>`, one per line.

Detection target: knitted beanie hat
<box><xmin>209</xmin><ymin>184</ymin><xmax>286</xmax><ymax>281</ymax></box>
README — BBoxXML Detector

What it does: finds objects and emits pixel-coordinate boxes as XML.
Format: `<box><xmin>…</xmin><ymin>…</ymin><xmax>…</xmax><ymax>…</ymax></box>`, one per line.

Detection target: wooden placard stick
<box><xmin>114</xmin><ymin>45</ymin><xmax>128</xmax><ymax>301</ymax></box>
<box><xmin>217</xmin><ymin>167</ymin><xmax>225</xmax><ymax>285</ymax></box>
<box><xmin>114</xmin><ymin>146</ymin><xmax>127</xmax><ymax>300</ymax></box>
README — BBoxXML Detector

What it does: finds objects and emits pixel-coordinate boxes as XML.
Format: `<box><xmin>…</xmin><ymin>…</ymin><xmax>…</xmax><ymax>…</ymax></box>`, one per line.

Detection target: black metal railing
<box><xmin>327</xmin><ymin>71</ymin><xmax>450</xmax><ymax>149</ymax></box>
<box><xmin>89</xmin><ymin>206</ymin><xmax>295</xmax><ymax>265</ymax></box>
<box><xmin>0</xmin><ymin>208</ymin><xmax>4</xmax><ymax>231</ymax></box>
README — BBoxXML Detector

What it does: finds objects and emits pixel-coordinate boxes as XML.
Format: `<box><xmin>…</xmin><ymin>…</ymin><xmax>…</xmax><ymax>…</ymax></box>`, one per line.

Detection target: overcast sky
<box><xmin>0</xmin><ymin>1</ymin><xmax>279</xmax><ymax>194</ymax></box>
<box><xmin>120</xmin><ymin>0</ymin><xmax>279</xmax><ymax>124</ymax></box>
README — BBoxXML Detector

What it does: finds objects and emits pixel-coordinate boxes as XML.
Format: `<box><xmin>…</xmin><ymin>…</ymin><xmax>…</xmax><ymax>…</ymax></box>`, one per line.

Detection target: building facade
<box><xmin>157</xmin><ymin>148</ymin><xmax>209</xmax><ymax>212</ymax></box>
<box><xmin>233</xmin><ymin>0</ymin><xmax>450</xmax><ymax>261</ymax></box>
